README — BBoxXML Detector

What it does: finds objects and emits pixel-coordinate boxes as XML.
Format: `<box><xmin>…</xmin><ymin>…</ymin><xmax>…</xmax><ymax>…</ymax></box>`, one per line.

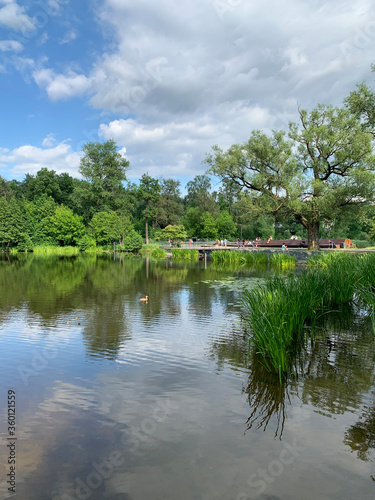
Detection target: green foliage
<box><xmin>119</xmin><ymin>230</ymin><xmax>143</xmax><ymax>252</ymax></box>
<box><xmin>211</xmin><ymin>250</ymin><xmax>268</xmax><ymax>265</ymax></box>
<box><xmin>0</xmin><ymin>197</ymin><xmax>27</xmax><ymax>249</ymax></box>
<box><xmin>206</xmin><ymin>103</ymin><xmax>375</xmax><ymax>249</ymax></box>
<box><xmin>89</xmin><ymin>211</ymin><xmax>132</xmax><ymax>245</ymax></box>
<box><xmin>181</xmin><ymin>206</ymin><xmax>201</xmax><ymax>237</ymax></box>
<box><xmin>77</xmin><ymin>234</ymin><xmax>97</xmax><ymax>252</ymax></box>
<box><xmin>156</xmin><ymin>178</ymin><xmax>184</xmax><ymax>226</ymax></box>
<box><xmin>171</xmin><ymin>249</ymin><xmax>198</xmax><ymax>260</ymax></box>
<box><xmin>0</xmin><ymin>176</ymin><xmax>15</xmax><ymax>200</ymax></box>
<box><xmin>243</xmin><ymin>253</ymin><xmax>375</xmax><ymax>378</ymax></box>
<box><xmin>215</xmin><ymin>210</ymin><xmax>237</xmax><ymax>238</ymax></box>
<box><xmin>139</xmin><ymin>244</ymin><xmax>167</xmax><ymax>259</ymax></box>
<box><xmin>32</xmin><ymin>245</ymin><xmax>80</xmax><ymax>255</ymax></box>
<box><xmin>24</xmin><ymin>195</ymin><xmax>57</xmax><ymax>245</ymax></box>
<box><xmin>78</xmin><ymin>140</ymin><xmax>129</xmax><ymax>215</ymax></box>
<box><xmin>185</xmin><ymin>174</ymin><xmax>218</xmax><ymax>214</ymax></box>
<box><xmin>50</xmin><ymin>205</ymin><xmax>85</xmax><ymax>246</ymax></box>
<box><xmin>200</xmin><ymin>211</ymin><xmax>218</xmax><ymax>239</ymax></box>
<box><xmin>155</xmin><ymin>224</ymin><xmax>187</xmax><ymax>241</ymax></box>
<box><xmin>352</xmin><ymin>240</ymin><xmax>375</xmax><ymax>248</ymax></box>
<box><xmin>138</xmin><ymin>174</ymin><xmax>161</xmax><ymax>243</ymax></box>
<box><xmin>269</xmin><ymin>253</ymin><xmax>297</xmax><ymax>269</ymax></box>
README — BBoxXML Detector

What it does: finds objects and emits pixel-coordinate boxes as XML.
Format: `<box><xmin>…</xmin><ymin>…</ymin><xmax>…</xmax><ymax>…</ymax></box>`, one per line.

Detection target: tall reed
<box><xmin>211</xmin><ymin>250</ymin><xmax>268</xmax><ymax>265</ymax></box>
<box><xmin>243</xmin><ymin>252</ymin><xmax>375</xmax><ymax>378</ymax></box>
<box><xmin>172</xmin><ymin>249</ymin><xmax>199</xmax><ymax>260</ymax></box>
<box><xmin>32</xmin><ymin>245</ymin><xmax>80</xmax><ymax>255</ymax></box>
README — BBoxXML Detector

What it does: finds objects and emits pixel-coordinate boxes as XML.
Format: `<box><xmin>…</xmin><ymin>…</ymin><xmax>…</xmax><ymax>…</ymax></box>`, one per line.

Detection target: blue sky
<box><xmin>0</xmin><ymin>0</ymin><xmax>375</xmax><ymax>185</ymax></box>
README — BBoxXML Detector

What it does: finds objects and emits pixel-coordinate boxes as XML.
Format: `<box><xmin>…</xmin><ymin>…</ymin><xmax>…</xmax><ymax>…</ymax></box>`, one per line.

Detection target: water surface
<box><xmin>0</xmin><ymin>255</ymin><xmax>374</xmax><ymax>499</ymax></box>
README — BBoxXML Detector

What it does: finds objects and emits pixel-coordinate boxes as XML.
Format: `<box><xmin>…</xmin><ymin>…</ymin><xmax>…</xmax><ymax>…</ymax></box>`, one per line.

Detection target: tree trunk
<box><xmin>307</xmin><ymin>220</ymin><xmax>320</xmax><ymax>250</ymax></box>
<box><xmin>145</xmin><ymin>214</ymin><xmax>149</xmax><ymax>245</ymax></box>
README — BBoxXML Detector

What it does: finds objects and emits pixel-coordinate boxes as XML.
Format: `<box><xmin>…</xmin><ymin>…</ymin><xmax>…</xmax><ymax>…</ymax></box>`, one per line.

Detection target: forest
<box><xmin>2</xmin><ymin>77</ymin><xmax>375</xmax><ymax>251</ymax></box>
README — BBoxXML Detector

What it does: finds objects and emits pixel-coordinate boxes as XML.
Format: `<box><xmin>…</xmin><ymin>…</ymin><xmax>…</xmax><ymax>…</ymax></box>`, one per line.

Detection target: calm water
<box><xmin>0</xmin><ymin>254</ymin><xmax>374</xmax><ymax>500</ymax></box>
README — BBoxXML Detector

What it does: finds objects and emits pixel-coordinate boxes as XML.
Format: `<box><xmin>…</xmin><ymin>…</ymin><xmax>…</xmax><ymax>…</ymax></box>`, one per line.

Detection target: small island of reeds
<box><xmin>242</xmin><ymin>252</ymin><xmax>375</xmax><ymax>380</ymax></box>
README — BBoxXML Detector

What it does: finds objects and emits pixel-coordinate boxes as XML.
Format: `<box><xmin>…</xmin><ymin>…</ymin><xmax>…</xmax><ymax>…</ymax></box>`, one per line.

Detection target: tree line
<box><xmin>0</xmin><ymin>140</ymin><xmax>240</xmax><ymax>251</ymax></box>
<box><xmin>2</xmin><ymin>72</ymin><xmax>375</xmax><ymax>250</ymax></box>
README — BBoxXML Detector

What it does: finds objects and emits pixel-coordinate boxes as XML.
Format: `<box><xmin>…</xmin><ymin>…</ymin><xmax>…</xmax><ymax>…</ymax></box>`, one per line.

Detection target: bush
<box><xmin>118</xmin><ymin>230</ymin><xmax>143</xmax><ymax>252</ymax></box>
<box><xmin>77</xmin><ymin>235</ymin><xmax>96</xmax><ymax>252</ymax></box>
<box><xmin>352</xmin><ymin>240</ymin><xmax>375</xmax><ymax>248</ymax></box>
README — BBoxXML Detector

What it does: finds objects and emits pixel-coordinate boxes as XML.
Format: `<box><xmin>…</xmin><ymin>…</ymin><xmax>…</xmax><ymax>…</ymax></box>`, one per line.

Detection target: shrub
<box><xmin>77</xmin><ymin>235</ymin><xmax>97</xmax><ymax>252</ymax></box>
<box><xmin>119</xmin><ymin>230</ymin><xmax>143</xmax><ymax>252</ymax></box>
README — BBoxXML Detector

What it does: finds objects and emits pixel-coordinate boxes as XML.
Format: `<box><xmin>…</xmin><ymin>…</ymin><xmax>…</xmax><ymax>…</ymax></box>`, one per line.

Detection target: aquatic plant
<box><xmin>32</xmin><ymin>245</ymin><xmax>80</xmax><ymax>255</ymax></box>
<box><xmin>243</xmin><ymin>253</ymin><xmax>375</xmax><ymax>379</ymax></box>
<box><xmin>211</xmin><ymin>250</ymin><xmax>268</xmax><ymax>266</ymax></box>
<box><xmin>269</xmin><ymin>253</ymin><xmax>297</xmax><ymax>268</ymax></box>
<box><xmin>171</xmin><ymin>249</ymin><xmax>199</xmax><ymax>260</ymax></box>
<box><xmin>139</xmin><ymin>244</ymin><xmax>167</xmax><ymax>259</ymax></box>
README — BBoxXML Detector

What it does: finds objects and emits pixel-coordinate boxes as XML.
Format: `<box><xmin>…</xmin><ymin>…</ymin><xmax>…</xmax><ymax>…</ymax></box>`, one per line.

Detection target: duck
<box><xmin>140</xmin><ymin>296</ymin><xmax>148</xmax><ymax>302</ymax></box>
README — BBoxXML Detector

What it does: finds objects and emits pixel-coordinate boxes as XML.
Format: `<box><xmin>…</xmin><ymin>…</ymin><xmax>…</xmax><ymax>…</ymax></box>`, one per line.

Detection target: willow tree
<box><xmin>205</xmin><ymin>104</ymin><xmax>375</xmax><ymax>249</ymax></box>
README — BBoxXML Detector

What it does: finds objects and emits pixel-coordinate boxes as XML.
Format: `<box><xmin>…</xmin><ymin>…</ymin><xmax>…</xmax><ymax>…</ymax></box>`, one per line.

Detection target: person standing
<box><xmin>224</xmin><ymin>238</ymin><xmax>227</xmax><ymax>246</ymax></box>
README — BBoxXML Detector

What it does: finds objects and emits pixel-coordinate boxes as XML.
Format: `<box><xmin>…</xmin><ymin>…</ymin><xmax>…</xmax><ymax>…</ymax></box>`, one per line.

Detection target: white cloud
<box><xmin>33</xmin><ymin>68</ymin><xmax>91</xmax><ymax>100</ymax></box>
<box><xmin>42</xmin><ymin>133</ymin><xmax>56</xmax><ymax>147</ymax></box>
<box><xmin>0</xmin><ymin>1</ymin><xmax>35</xmax><ymax>32</ymax></box>
<box><xmin>0</xmin><ymin>141</ymin><xmax>82</xmax><ymax>177</ymax></box>
<box><xmin>98</xmin><ymin>102</ymin><xmax>272</xmax><ymax>177</ymax></box>
<box><xmin>0</xmin><ymin>39</ymin><xmax>22</xmax><ymax>52</ymax></box>
<box><xmin>39</xmin><ymin>32</ymin><xmax>49</xmax><ymax>45</ymax></box>
<box><xmin>59</xmin><ymin>29</ymin><xmax>78</xmax><ymax>45</ymax></box>
<box><xmin>23</xmin><ymin>0</ymin><xmax>375</xmax><ymax>178</ymax></box>
<box><xmin>47</xmin><ymin>0</ymin><xmax>69</xmax><ymax>16</ymax></box>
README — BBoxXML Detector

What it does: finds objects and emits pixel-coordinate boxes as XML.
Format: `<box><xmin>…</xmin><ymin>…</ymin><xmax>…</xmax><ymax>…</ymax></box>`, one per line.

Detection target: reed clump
<box><xmin>211</xmin><ymin>250</ymin><xmax>268</xmax><ymax>265</ymax></box>
<box><xmin>171</xmin><ymin>249</ymin><xmax>199</xmax><ymax>260</ymax></box>
<box><xmin>269</xmin><ymin>253</ymin><xmax>297</xmax><ymax>269</ymax></box>
<box><xmin>243</xmin><ymin>252</ymin><xmax>375</xmax><ymax>379</ymax></box>
<box><xmin>32</xmin><ymin>245</ymin><xmax>80</xmax><ymax>255</ymax></box>
<box><xmin>139</xmin><ymin>244</ymin><xmax>167</xmax><ymax>259</ymax></box>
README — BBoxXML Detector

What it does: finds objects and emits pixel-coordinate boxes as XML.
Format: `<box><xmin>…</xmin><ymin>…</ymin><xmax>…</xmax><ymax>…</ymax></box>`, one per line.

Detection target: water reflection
<box><xmin>244</xmin><ymin>353</ymin><xmax>291</xmax><ymax>439</ymax></box>
<box><xmin>0</xmin><ymin>255</ymin><xmax>374</xmax><ymax>498</ymax></box>
<box><xmin>344</xmin><ymin>392</ymin><xmax>375</xmax><ymax>462</ymax></box>
<box><xmin>209</xmin><ymin>303</ymin><xmax>375</xmax><ymax>451</ymax></box>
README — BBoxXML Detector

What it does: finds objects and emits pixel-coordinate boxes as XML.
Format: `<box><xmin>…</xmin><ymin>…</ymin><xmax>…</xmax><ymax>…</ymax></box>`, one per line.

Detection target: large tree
<box><xmin>205</xmin><ymin>104</ymin><xmax>375</xmax><ymax>249</ymax></box>
<box><xmin>78</xmin><ymin>140</ymin><xmax>129</xmax><ymax>215</ymax></box>
<box><xmin>138</xmin><ymin>174</ymin><xmax>161</xmax><ymax>244</ymax></box>
<box><xmin>155</xmin><ymin>178</ymin><xmax>184</xmax><ymax>227</ymax></box>
<box><xmin>185</xmin><ymin>174</ymin><xmax>218</xmax><ymax>215</ymax></box>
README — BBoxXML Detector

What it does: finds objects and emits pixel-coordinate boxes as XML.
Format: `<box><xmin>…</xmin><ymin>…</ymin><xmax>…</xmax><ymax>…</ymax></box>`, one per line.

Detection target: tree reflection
<box><xmin>344</xmin><ymin>394</ymin><xmax>375</xmax><ymax>462</ymax></box>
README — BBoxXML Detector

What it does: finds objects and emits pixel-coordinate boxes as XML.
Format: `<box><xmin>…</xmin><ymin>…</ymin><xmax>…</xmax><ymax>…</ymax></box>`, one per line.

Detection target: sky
<box><xmin>0</xmin><ymin>0</ymin><xmax>375</xmax><ymax>186</ymax></box>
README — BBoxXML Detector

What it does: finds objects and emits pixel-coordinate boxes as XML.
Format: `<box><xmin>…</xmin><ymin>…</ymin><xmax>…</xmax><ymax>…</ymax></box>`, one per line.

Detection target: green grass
<box><xmin>171</xmin><ymin>249</ymin><xmax>199</xmax><ymax>260</ymax></box>
<box><xmin>243</xmin><ymin>252</ymin><xmax>375</xmax><ymax>379</ymax></box>
<box><xmin>32</xmin><ymin>245</ymin><xmax>80</xmax><ymax>255</ymax></box>
<box><xmin>211</xmin><ymin>250</ymin><xmax>296</xmax><ymax>268</ymax></box>
<box><xmin>269</xmin><ymin>253</ymin><xmax>297</xmax><ymax>268</ymax></box>
<box><xmin>211</xmin><ymin>250</ymin><xmax>268</xmax><ymax>266</ymax></box>
<box><xmin>139</xmin><ymin>244</ymin><xmax>167</xmax><ymax>259</ymax></box>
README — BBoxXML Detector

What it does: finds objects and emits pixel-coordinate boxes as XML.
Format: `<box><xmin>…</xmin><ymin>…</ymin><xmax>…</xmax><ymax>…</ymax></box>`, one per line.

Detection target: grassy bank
<box><xmin>242</xmin><ymin>252</ymin><xmax>375</xmax><ymax>379</ymax></box>
<box><xmin>32</xmin><ymin>245</ymin><xmax>80</xmax><ymax>255</ymax></box>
